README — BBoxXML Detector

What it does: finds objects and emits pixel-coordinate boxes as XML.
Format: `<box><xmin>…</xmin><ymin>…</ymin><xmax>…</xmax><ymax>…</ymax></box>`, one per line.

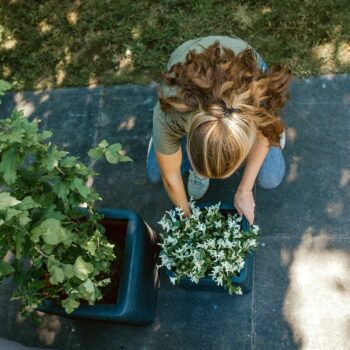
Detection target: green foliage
<box><xmin>158</xmin><ymin>201</ymin><xmax>260</xmax><ymax>295</ymax></box>
<box><xmin>88</xmin><ymin>141</ymin><xmax>132</xmax><ymax>164</ymax></box>
<box><xmin>0</xmin><ymin>81</ymin><xmax>132</xmax><ymax>314</ymax></box>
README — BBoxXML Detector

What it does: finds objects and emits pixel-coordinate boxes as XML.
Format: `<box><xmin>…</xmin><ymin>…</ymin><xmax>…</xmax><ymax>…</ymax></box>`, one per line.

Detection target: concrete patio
<box><xmin>0</xmin><ymin>74</ymin><xmax>349</xmax><ymax>349</ymax></box>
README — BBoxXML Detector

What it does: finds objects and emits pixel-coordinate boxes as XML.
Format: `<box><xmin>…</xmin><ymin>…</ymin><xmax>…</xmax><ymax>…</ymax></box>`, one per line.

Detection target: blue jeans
<box><xmin>146</xmin><ymin>51</ymin><xmax>285</xmax><ymax>189</ymax></box>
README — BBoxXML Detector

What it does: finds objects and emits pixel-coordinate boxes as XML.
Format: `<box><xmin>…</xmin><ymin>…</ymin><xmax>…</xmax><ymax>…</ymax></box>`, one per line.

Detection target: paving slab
<box><xmin>254</xmin><ymin>234</ymin><xmax>350</xmax><ymax>350</ymax></box>
<box><xmin>256</xmin><ymin>74</ymin><xmax>350</xmax><ymax>237</ymax></box>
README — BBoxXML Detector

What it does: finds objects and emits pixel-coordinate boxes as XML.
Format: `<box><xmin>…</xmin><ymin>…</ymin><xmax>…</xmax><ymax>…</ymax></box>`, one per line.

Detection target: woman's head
<box><xmin>158</xmin><ymin>41</ymin><xmax>292</xmax><ymax>178</ymax></box>
<box><xmin>187</xmin><ymin>107</ymin><xmax>257</xmax><ymax>178</ymax></box>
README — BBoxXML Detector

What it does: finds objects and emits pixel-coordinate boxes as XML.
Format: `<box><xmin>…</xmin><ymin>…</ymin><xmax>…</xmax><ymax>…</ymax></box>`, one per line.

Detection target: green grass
<box><xmin>1</xmin><ymin>0</ymin><xmax>349</xmax><ymax>91</ymax></box>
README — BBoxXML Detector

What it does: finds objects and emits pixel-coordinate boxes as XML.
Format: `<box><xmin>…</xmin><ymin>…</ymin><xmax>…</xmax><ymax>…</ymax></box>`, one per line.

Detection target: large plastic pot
<box><xmin>38</xmin><ymin>208</ymin><xmax>159</xmax><ymax>325</ymax></box>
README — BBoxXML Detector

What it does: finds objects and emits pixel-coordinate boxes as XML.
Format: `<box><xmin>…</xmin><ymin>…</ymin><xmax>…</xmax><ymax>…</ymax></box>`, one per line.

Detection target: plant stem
<box><xmin>34</xmin><ymin>246</ymin><xmax>67</xmax><ymax>267</ymax></box>
<box><xmin>54</xmin><ymin>166</ymin><xmax>65</xmax><ymax>176</ymax></box>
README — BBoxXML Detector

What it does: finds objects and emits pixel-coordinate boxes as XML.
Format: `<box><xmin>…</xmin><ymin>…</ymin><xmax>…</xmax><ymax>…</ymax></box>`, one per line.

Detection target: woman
<box><xmin>146</xmin><ymin>35</ymin><xmax>292</xmax><ymax>224</ymax></box>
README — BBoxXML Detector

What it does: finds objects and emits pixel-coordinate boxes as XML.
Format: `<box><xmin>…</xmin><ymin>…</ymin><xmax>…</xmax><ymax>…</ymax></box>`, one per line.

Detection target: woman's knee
<box><xmin>257</xmin><ymin>171</ymin><xmax>284</xmax><ymax>189</ymax></box>
<box><xmin>257</xmin><ymin>147</ymin><xmax>286</xmax><ymax>189</ymax></box>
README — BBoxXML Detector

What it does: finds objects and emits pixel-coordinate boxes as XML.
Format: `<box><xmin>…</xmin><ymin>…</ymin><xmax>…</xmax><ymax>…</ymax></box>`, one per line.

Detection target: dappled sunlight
<box><xmin>131</xmin><ymin>26</ymin><xmax>141</xmax><ymax>40</ymax></box>
<box><xmin>340</xmin><ymin>169</ymin><xmax>350</xmax><ymax>188</ymax></box>
<box><xmin>115</xmin><ymin>49</ymin><xmax>134</xmax><ymax>77</ymax></box>
<box><xmin>36</xmin><ymin>313</ymin><xmax>62</xmax><ymax>345</ymax></box>
<box><xmin>67</xmin><ymin>11</ymin><xmax>79</xmax><ymax>26</ymax></box>
<box><xmin>14</xmin><ymin>311</ymin><xmax>62</xmax><ymax>345</ymax></box>
<box><xmin>286</xmin><ymin>127</ymin><xmax>297</xmax><ymax>144</ymax></box>
<box><xmin>326</xmin><ymin>200</ymin><xmax>344</xmax><ymax>219</ymax></box>
<box><xmin>2</xmin><ymin>65</ymin><xmax>11</xmax><ymax>78</ymax></box>
<box><xmin>286</xmin><ymin>156</ymin><xmax>301</xmax><ymax>183</ymax></box>
<box><xmin>338</xmin><ymin>41</ymin><xmax>350</xmax><ymax>65</ymax></box>
<box><xmin>312</xmin><ymin>40</ymin><xmax>350</xmax><ymax>73</ymax></box>
<box><xmin>312</xmin><ymin>42</ymin><xmax>336</xmax><ymax>73</ymax></box>
<box><xmin>38</xmin><ymin>19</ymin><xmax>52</xmax><ymax>34</ymax></box>
<box><xmin>63</xmin><ymin>46</ymin><xmax>72</xmax><ymax>64</ymax></box>
<box><xmin>284</xmin><ymin>228</ymin><xmax>350</xmax><ymax>349</ymax></box>
<box><xmin>261</xmin><ymin>6</ymin><xmax>272</xmax><ymax>14</ymax></box>
<box><xmin>39</xmin><ymin>94</ymin><xmax>50</xmax><ymax>104</ymax></box>
<box><xmin>88</xmin><ymin>76</ymin><xmax>99</xmax><ymax>87</ymax></box>
<box><xmin>281</xmin><ymin>246</ymin><xmax>292</xmax><ymax>266</ymax></box>
<box><xmin>118</xmin><ymin>116</ymin><xmax>136</xmax><ymax>131</ymax></box>
<box><xmin>14</xmin><ymin>94</ymin><xmax>35</xmax><ymax>118</ymax></box>
<box><xmin>34</xmin><ymin>76</ymin><xmax>54</xmax><ymax>90</ymax></box>
<box><xmin>55</xmin><ymin>68</ymin><xmax>66</xmax><ymax>86</ymax></box>
<box><xmin>1</xmin><ymin>38</ymin><xmax>17</xmax><ymax>50</ymax></box>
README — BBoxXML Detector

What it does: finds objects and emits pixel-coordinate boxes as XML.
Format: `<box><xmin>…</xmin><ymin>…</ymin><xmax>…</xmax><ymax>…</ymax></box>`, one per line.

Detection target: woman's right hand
<box><xmin>233</xmin><ymin>189</ymin><xmax>255</xmax><ymax>225</ymax></box>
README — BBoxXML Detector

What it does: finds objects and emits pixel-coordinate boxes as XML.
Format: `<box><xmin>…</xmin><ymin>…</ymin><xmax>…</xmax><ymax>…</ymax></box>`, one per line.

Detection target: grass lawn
<box><xmin>0</xmin><ymin>0</ymin><xmax>349</xmax><ymax>91</ymax></box>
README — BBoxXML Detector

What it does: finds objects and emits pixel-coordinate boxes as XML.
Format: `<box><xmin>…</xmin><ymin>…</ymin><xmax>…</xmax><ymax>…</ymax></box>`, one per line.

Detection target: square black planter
<box><xmin>38</xmin><ymin>208</ymin><xmax>159</xmax><ymax>325</ymax></box>
<box><xmin>165</xmin><ymin>202</ymin><xmax>254</xmax><ymax>294</ymax></box>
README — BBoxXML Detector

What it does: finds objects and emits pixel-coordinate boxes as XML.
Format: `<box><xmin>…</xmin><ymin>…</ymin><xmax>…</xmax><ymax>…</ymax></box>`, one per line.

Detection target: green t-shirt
<box><xmin>152</xmin><ymin>35</ymin><xmax>258</xmax><ymax>155</ymax></box>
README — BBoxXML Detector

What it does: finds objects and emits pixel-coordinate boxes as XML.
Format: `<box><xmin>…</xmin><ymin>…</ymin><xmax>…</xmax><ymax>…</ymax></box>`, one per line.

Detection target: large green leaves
<box><xmin>62</xmin><ymin>297</ymin><xmax>80</xmax><ymax>314</ymax></box>
<box><xmin>0</xmin><ymin>148</ymin><xmax>20</xmax><ymax>185</ymax></box>
<box><xmin>31</xmin><ymin>218</ymin><xmax>72</xmax><ymax>245</ymax></box>
<box><xmin>70</xmin><ymin>178</ymin><xmax>89</xmax><ymax>199</ymax></box>
<box><xmin>78</xmin><ymin>279</ymin><xmax>96</xmax><ymax>303</ymax></box>
<box><xmin>48</xmin><ymin>265</ymin><xmax>65</xmax><ymax>285</ymax></box>
<box><xmin>0</xmin><ymin>192</ymin><xmax>20</xmax><ymax>210</ymax></box>
<box><xmin>88</xmin><ymin>139</ymin><xmax>132</xmax><ymax>164</ymax></box>
<box><xmin>18</xmin><ymin>196</ymin><xmax>40</xmax><ymax>210</ymax></box>
<box><xmin>73</xmin><ymin>256</ymin><xmax>94</xmax><ymax>281</ymax></box>
<box><xmin>42</xmin><ymin>146</ymin><xmax>68</xmax><ymax>171</ymax></box>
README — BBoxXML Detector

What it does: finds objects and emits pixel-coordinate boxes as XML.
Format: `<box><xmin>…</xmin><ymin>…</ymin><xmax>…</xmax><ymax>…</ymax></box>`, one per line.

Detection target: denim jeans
<box><xmin>146</xmin><ymin>50</ymin><xmax>285</xmax><ymax>189</ymax></box>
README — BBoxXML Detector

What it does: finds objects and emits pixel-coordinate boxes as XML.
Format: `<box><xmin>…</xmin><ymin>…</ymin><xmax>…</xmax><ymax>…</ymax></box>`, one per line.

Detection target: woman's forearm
<box><xmin>239</xmin><ymin>133</ymin><xmax>270</xmax><ymax>191</ymax></box>
<box><xmin>162</xmin><ymin>174</ymin><xmax>190</xmax><ymax>215</ymax></box>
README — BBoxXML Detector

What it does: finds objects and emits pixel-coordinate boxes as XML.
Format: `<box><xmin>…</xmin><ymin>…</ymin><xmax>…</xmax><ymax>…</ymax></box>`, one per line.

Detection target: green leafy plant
<box><xmin>158</xmin><ymin>201</ymin><xmax>260</xmax><ymax>294</ymax></box>
<box><xmin>0</xmin><ymin>80</ymin><xmax>132</xmax><ymax>315</ymax></box>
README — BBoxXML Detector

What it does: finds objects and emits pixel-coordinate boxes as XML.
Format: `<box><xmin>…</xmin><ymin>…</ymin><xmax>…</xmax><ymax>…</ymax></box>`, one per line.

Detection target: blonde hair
<box><xmin>158</xmin><ymin>41</ymin><xmax>293</xmax><ymax>178</ymax></box>
<box><xmin>187</xmin><ymin>106</ymin><xmax>257</xmax><ymax>178</ymax></box>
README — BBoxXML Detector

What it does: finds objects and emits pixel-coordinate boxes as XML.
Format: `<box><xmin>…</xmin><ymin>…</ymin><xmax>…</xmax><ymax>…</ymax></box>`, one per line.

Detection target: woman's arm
<box><xmin>155</xmin><ymin>148</ymin><xmax>190</xmax><ymax>216</ymax></box>
<box><xmin>234</xmin><ymin>132</ymin><xmax>270</xmax><ymax>224</ymax></box>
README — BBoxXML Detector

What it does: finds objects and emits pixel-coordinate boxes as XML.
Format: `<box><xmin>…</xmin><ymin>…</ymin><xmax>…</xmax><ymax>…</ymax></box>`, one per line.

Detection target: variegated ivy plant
<box><xmin>158</xmin><ymin>201</ymin><xmax>260</xmax><ymax>295</ymax></box>
<box><xmin>0</xmin><ymin>80</ymin><xmax>131</xmax><ymax>315</ymax></box>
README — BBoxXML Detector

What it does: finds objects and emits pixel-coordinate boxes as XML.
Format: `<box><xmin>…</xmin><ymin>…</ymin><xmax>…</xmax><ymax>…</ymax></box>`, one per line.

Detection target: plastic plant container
<box><xmin>38</xmin><ymin>208</ymin><xmax>159</xmax><ymax>325</ymax></box>
<box><xmin>166</xmin><ymin>202</ymin><xmax>254</xmax><ymax>294</ymax></box>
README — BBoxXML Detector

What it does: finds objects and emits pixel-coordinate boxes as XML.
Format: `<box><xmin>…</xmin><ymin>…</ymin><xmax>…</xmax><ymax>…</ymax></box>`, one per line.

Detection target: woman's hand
<box><xmin>234</xmin><ymin>189</ymin><xmax>255</xmax><ymax>225</ymax></box>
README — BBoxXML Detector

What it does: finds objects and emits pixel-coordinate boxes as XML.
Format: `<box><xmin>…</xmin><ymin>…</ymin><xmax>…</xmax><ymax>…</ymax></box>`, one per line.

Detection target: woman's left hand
<box><xmin>234</xmin><ymin>189</ymin><xmax>255</xmax><ymax>225</ymax></box>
